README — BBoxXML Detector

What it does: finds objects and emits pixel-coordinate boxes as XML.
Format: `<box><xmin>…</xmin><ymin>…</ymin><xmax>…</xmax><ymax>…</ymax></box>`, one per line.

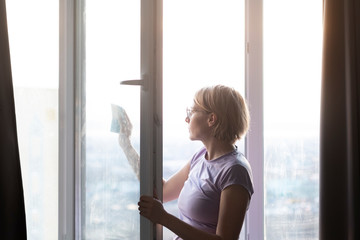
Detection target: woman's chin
<box><xmin>188</xmin><ymin>135</ymin><xmax>199</xmax><ymax>141</ymax></box>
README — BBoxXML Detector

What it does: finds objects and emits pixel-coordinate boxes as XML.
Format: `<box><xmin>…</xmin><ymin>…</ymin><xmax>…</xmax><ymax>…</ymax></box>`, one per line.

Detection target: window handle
<box><xmin>120</xmin><ymin>75</ymin><xmax>148</xmax><ymax>90</ymax></box>
<box><xmin>120</xmin><ymin>80</ymin><xmax>144</xmax><ymax>86</ymax></box>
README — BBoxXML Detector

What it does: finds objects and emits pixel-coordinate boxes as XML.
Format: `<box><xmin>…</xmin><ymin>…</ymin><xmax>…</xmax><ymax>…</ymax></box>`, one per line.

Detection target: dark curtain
<box><xmin>0</xmin><ymin>0</ymin><xmax>27</xmax><ymax>239</ymax></box>
<box><xmin>321</xmin><ymin>0</ymin><xmax>360</xmax><ymax>239</ymax></box>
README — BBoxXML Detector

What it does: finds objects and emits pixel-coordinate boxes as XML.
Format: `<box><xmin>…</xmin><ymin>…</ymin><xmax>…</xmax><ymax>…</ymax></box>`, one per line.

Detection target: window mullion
<box><xmin>140</xmin><ymin>0</ymin><xmax>162</xmax><ymax>239</ymax></box>
<box><xmin>59</xmin><ymin>0</ymin><xmax>76</xmax><ymax>239</ymax></box>
<box><xmin>245</xmin><ymin>0</ymin><xmax>264</xmax><ymax>239</ymax></box>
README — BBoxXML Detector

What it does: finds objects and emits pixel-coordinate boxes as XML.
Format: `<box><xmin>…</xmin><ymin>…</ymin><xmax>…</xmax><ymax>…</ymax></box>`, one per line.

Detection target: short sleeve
<box><xmin>218</xmin><ymin>164</ymin><xmax>254</xmax><ymax>199</ymax></box>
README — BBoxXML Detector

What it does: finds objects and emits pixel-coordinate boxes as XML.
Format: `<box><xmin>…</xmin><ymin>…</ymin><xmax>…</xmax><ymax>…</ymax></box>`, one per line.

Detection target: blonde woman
<box><xmin>118</xmin><ymin>85</ymin><xmax>254</xmax><ymax>240</ymax></box>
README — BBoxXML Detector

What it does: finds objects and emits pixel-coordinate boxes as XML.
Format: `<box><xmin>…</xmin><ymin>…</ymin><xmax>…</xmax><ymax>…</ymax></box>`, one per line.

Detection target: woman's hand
<box><xmin>138</xmin><ymin>195</ymin><xmax>168</xmax><ymax>225</ymax></box>
<box><xmin>112</xmin><ymin>105</ymin><xmax>133</xmax><ymax>148</ymax></box>
<box><xmin>112</xmin><ymin>104</ymin><xmax>140</xmax><ymax>179</ymax></box>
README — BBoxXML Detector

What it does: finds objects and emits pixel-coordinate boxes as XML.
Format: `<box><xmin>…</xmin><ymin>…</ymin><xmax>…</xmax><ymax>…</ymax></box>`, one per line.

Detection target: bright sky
<box><xmin>6</xmin><ymin>0</ymin><xmax>58</xmax><ymax>89</ymax></box>
<box><xmin>263</xmin><ymin>0</ymin><xmax>322</xmax><ymax>137</ymax></box>
<box><xmin>7</xmin><ymin>0</ymin><xmax>322</xmax><ymax>139</ymax></box>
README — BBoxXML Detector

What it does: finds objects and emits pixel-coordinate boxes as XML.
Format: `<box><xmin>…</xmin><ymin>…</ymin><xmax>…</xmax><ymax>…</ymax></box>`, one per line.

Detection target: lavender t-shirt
<box><xmin>174</xmin><ymin>147</ymin><xmax>254</xmax><ymax>239</ymax></box>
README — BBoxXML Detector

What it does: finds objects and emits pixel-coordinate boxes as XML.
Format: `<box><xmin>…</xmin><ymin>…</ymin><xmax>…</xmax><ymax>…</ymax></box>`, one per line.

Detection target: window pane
<box><xmin>264</xmin><ymin>1</ymin><xmax>322</xmax><ymax>239</ymax></box>
<box><xmin>163</xmin><ymin>1</ymin><xmax>245</xmax><ymax>239</ymax></box>
<box><xmin>6</xmin><ymin>0</ymin><xmax>59</xmax><ymax>239</ymax></box>
<box><xmin>80</xmin><ymin>0</ymin><xmax>141</xmax><ymax>239</ymax></box>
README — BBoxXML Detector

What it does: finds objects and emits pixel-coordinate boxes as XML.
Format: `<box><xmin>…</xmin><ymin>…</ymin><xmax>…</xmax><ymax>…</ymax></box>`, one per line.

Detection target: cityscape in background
<box><xmin>14</xmin><ymin>88</ymin><xmax>319</xmax><ymax>240</ymax></box>
<box><xmin>82</xmin><ymin>132</ymin><xmax>319</xmax><ymax>240</ymax></box>
<box><xmin>264</xmin><ymin>137</ymin><xmax>319</xmax><ymax>240</ymax></box>
<box><xmin>15</xmin><ymin>88</ymin><xmax>58</xmax><ymax>240</ymax></box>
<box><xmin>14</xmin><ymin>88</ymin><xmax>320</xmax><ymax>240</ymax></box>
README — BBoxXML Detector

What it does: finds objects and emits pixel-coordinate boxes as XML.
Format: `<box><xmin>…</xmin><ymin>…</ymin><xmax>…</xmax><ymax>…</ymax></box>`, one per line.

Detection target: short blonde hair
<box><xmin>193</xmin><ymin>85</ymin><xmax>250</xmax><ymax>143</ymax></box>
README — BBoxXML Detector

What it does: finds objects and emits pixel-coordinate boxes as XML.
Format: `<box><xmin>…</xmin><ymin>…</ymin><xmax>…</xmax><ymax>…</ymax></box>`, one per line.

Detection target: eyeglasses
<box><xmin>186</xmin><ymin>107</ymin><xmax>194</xmax><ymax>119</ymax></box>
<box><xmin>186</xmin><ymin>107</ymin><xmax>211</xmax><ymax>119</ymax></box>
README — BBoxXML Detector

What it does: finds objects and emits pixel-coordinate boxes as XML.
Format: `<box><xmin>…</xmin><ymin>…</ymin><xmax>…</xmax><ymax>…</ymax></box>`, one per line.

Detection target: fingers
<box><xmin>138</xmin><ymin>197</ymin><xmax>152</xmax><ymax>219</ymax></box>
<box><xmin>138</xmin><ymin>195</ymin><xmax>153</xmax><ymax>213</ymax></box>
<box><xmin>153</xmin><ymin>188</ymin><xmax>159</xmax><ymax>199</ymax></box>
<box><xmin>139</xmin><ymin>195</ymin><xmax>153</xmax><ymax>202</ymax></box>
<box><xmin>138</xmin><ymin>201</ymin><xmax>151</xmax><ymax>208</ymax></box>
<box><xmin>138</xmin><ymin>195</ymin><xmax>165</xmax><ymax>224</ymax></box>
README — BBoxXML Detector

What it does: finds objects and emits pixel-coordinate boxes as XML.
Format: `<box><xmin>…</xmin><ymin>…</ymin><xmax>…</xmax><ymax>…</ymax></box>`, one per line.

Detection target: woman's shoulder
<box><xmin>234</xmin><ymin>152</ymin><xmax>252</xmax><ymax>176</ymax></box>
<box><xmin>215</xmin><ymin>149</ymin><xmax>250</xmax><ymax>170</ymax></box>
<box><xmin>217</xmin><ymin>152</ymin><xmax>254</xmax><ymax>196</ymax></box>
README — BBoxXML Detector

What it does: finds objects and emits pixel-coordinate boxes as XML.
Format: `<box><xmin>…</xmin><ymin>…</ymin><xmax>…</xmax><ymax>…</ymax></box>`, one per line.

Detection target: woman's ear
<box><xmin>208</xmin><ymin>113</ymin><xmax>217</xmax><ymax>127</ymax></box>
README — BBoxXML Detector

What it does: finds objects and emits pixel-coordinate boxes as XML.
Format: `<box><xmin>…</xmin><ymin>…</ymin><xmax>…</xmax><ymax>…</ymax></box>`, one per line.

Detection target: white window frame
<box><xmin>59</xmin><ymin>0</ymin><xmax>264</xmax><ymax>239</ymax></box>
<box><xmin>59</xmin><ymin>0</ymin><xmax>163</xmax><ymax>239</ymax></box>
<box><xmin>245</xmin><ymin>0</ymin><xmax>264</xmax><ymax>239</ymax></box>
<box><xmin>59</xmin><ymin>0</ymin><xmax>76</xmax><ymax>239</ymax></box>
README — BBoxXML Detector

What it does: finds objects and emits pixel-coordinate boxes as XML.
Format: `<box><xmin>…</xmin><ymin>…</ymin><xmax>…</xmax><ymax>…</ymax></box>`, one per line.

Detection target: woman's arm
<box><xmin>118</xmin><ymin>126</ymin><xmax>190</xmax><ymax>199</ymax></box>
<box><xmin>118</xmin><ymin>124</ymin><xmax>190</xmax><ymax>194</ymax></box>
<box><xmin>163</xmin><ymin>161</ymin><xmax>190</xmax><ymax>203</ymax></box>
<box><xmin>114</xmin><ymin>105</ymin><xmax>191</xmax><ymax>198</ymax></box>
<box><xmin>118</xmin><ymin>134</ymin><xmax>140</xmax><ymax>180</ymax></box>
<box><xmin>138</xmin><ymin>184</ymin><xmax>250</xmax><ymax>240</ymax></box>
<box><xmin>216</xmin><ymin>184</ymin><xmax>250</xmax><ymax>239</ymax></box>
<box><xmin>113</xmin><ymin>105</ymin><xmax>140</xmax><ymax>180</ymax></box>
<box><xmin>138</xmin><ymin>196</ymin><xmax>221</xmax><ymax>240</ymax></box>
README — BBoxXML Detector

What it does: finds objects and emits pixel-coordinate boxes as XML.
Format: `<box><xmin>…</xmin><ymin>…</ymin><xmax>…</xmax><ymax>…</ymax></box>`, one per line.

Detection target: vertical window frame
<box><xmin>139</xmin><ymin>0</ymin><xmax>163</xmax><ymax>238</ymax></box>
<box><xmin>59</xmin><ymin>0</ymin><xmax>164</xmax><ymax>239</ymax></box>
<box><xmin>245</xmin><ymin>0</ymin><xmax>264</xmax><ymax>239</ymax></box>
<box><xmin>59</xmin><ymin>0</ymin><xmax>76</xmax><ymax>239</ymax></box>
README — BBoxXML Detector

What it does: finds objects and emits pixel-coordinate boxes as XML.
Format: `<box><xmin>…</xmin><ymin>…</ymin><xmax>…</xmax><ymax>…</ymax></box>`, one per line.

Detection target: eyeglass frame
<box><xmin>186</xmin><ymin>107</ymin><xmax>211</xmax><ymax>120</ymax></box>
<box><xmin>186</xmin><ymin>107</ymin><xmax>194</xmax><ymax>119</ymax></box>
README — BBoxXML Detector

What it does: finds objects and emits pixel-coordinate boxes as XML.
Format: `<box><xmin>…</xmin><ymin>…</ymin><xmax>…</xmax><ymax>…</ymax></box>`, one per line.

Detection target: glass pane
<box><xmin>163</xmin><ymin>0</ymin><xmax>246</xmax><ymax>239</ymax></box>
<box><xmin>264</xmin><ymin>1</ymin><xmax>322</xmax><ymax>239</ymax></box>
<box><xmin>6</xmin><ymin>0</ymin><xmax>59</xmax><ymax>239</ymax></box>
<box><xmin>81</xmin><ymin>0</ymin><xmax>141</xmax><ymax>239</ymax></box>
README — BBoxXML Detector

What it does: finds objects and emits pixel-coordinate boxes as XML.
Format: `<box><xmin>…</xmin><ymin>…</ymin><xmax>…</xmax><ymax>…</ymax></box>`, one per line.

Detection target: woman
<box><xmin>118</xmin><ymin>85</ymin><xmax>254</xmax><ymax>240</ymax></box>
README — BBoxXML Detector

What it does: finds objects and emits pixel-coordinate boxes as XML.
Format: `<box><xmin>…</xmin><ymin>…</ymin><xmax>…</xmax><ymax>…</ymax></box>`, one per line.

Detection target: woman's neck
<box><xmin>202</xmin><ymin>138</ymin><xmax>235</xmax><ymax>161</ymax></box>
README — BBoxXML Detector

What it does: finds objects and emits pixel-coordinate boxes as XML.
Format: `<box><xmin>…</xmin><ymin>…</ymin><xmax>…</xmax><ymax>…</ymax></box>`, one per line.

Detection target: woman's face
<box><xmin>185</xmin><ymin>107</ymin><xmax>211</xmax><ymax>141</ymax></box>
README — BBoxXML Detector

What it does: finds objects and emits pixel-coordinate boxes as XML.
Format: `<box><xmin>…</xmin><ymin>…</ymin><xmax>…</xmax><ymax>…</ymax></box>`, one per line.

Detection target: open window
<box><xmin>7</xmin><ymin>0</ymin><xmax>322</xmax><ymax>239</ymax></box>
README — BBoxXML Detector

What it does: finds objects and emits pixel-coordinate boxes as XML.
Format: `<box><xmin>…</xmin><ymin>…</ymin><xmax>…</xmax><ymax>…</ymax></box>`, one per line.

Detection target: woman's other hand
<box><xmin>115</xmin><ymin>106</ymin><xmax>133</xmax><ymax>148</ymax></box>
<box><xmin>138</xmin><ymin>195</ymin><xmax>168</xmax><ymax>225</ymax></box>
